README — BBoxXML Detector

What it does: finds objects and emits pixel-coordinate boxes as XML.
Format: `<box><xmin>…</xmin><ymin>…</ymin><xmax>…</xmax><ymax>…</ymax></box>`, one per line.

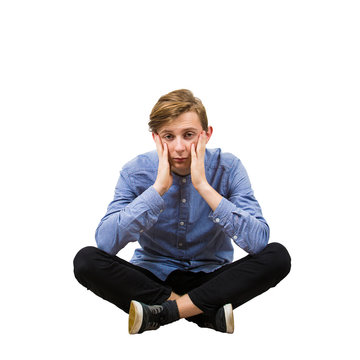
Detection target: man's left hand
<box><xmin>190</xmin><ymin>131</ymin><xmax>208</xmax><ymax>190</ymax></box>
<box><xmin>190</xmin><ymin>130</ymin><xmax>223</xmax><ymax>211</ymax></box>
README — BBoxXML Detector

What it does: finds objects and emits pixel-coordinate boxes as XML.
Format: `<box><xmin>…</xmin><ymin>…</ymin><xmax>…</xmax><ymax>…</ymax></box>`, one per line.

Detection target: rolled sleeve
<box><xmin>209</xmin><ymin>197</ymin><xmax>236</xmax><ymax>225</ymax></box>
<box><xmin>139</xmin><ymin>186</ymin><xmax>165</xmax><ymax>214</ymax></box>
<box><xmin>209</xmin><ymin>196</ymin><xmax>269</xmax><ymax>255</ymax></box>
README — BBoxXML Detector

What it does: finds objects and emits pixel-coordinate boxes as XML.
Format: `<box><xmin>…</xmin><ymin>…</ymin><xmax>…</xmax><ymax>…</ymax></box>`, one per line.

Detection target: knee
<box><xmin>73</xmin><ymin>246</ymin><xmax>99</xmax><ymax>281</ymax></box>
<box><xmin>266</xmin><ymin>242</ymin><xmax>291</xmax><ymax>280</ymax></box>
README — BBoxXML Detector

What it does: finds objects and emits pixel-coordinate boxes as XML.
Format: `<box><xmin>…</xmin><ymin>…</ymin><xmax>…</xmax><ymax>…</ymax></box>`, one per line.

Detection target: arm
<box><xmin>96</xmin><ymin>135</ymin><xmax>172</xmax><ymax>255</ymax></box>
<box><xmin>191</xmin><ymin>132</ymin><xmax>269</xmax><ymax>254</ymax></box>
<box><xmin>209</xmin><ymin>161</ymin><xmax>269</xmax><ymax>255</ymax></box>
<box><xmin>95</xmin><ymin>171</ymin><xmax>164</xmax><ymax>255</ymax></box>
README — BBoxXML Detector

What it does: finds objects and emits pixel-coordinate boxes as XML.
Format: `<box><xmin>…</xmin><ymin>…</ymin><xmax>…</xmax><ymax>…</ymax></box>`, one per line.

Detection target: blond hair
<box><xmin>149</xmin><ymin>89</ymin><xmax>208</xmax><ymax>133</ymax></box>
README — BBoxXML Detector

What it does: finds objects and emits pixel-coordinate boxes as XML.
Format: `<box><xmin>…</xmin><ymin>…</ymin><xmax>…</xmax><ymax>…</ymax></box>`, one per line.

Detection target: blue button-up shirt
<box><xmin>95</xmin><ymin>148</ymin><xmax>269</xmax><ymax>281</ymax></box>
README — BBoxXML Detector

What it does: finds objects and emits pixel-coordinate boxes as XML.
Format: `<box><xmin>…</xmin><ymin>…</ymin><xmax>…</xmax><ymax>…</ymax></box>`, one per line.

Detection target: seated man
<box><xmin>73</xmin><ymin>89</ymin><xmax>291</xmax><ymax>334</ymax></box>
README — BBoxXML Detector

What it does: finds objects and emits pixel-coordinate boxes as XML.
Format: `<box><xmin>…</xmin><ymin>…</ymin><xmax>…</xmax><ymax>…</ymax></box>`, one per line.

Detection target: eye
<box><xmin>184</xmin><ymin>132</ymin><xmax>195</xmax><ymax>138</ymax></box>
<box><xmin>163</xmin><ymin>134</ymin><xmax>174</xmax><ymax>141</ymax></box>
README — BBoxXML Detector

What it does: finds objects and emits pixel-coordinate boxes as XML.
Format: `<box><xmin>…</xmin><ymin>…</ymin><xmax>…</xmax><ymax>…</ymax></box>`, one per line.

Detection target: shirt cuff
<box><xmin>209</xmin><ymin>197</ymin><xmax>237</xmax><ymax>226</ymax></box>
<box><xmin>139</xmin><ymin>185</ymin><xmax>165</xmax><ymax>214</ymax></box>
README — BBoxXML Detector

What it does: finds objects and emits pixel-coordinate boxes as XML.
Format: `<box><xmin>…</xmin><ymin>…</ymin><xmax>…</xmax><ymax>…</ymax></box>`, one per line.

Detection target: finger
<box><xmin>154</xmin><ymin>134</ymin><xmax>163</xmax><ymax>156</ymax></box>
<box><xmin>191</xmin><ymin>143</ymin><xmax>196</xmax><ymax>159</ymax></box>
<box><xmin>162</xmin><ymin>142</ymin><xmax>168</xmax><ymax>159</ymax></box>
<box><xmin>196</xmin><ymin>131</ymin><xmax>206</xmax><ymax>154</ymax></box>
<box><xmin>201</xmin><ymin>130</ymin><xmax>207</xmax><ymax>144</ymax></box>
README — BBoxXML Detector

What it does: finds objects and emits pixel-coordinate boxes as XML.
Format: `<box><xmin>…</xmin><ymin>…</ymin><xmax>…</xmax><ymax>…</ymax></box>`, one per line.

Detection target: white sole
<box><xmin>224</xmin><ymin>303</ymin><xmax>234</xmax><ymax>334</ymax></box>
<box><xmin>128</xmin><ymin>300</ymin><xmax>143</xmax><ymax>334</ymax></box>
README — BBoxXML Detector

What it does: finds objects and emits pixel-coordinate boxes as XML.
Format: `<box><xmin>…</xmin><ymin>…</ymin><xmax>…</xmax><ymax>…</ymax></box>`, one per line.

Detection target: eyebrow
<box><xmin>158</xmin><ymin>127</ymin><xmax>199</xmax><ymax>135</ymax></box>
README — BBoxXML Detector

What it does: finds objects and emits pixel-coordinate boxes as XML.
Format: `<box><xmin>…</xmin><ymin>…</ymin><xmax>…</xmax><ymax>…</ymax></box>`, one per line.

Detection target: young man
<box><xmin>73</xmin><ymin>89</ymin><xmax>291</xmax><ymax>334</ymax></box>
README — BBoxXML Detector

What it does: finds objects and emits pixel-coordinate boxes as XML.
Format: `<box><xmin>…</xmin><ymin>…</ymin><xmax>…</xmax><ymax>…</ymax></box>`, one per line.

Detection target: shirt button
<box><xmin>215</xmin><ymin>218</ymin><xmax>220</xmax><ymax>223</ymax></box>
<box><xmin>182</xmin><ymin>178</ymin><xmax>186</xmax><ymax>183</ymax></box>
<box><xmin>180</xmin><ymin>221</ymin><xmax>185</xmax><ymax>226</ymax></box>
<box><xmin>179</xmin><ymin>242</ymin><xmax>183</xmax><ymax>247</ymax></box>
<box><xmin>233</xmin><ymin>235</ymin><xmax>238</xmax><ymax>240</ymax></box>
<box><xmin>182</xmin><ymin>198</ymin><xmax>187</xmax><ymax>203</ymax></box>
<box><xmin>140</xmin><ymin>229</ymin><xmax>144</xmax><ymax>233</ymax></box>
<box><xmin>160</xmin><ymin>209</ymin><xmax>163</xmax><ymax>213</ymax></box>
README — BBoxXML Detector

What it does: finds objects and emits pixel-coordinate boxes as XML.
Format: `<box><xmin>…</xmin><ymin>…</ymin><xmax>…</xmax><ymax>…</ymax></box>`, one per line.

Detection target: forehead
<box><xmin>158</xmin><ymin>112</ymin><xmax>202</xmax><ymax>133</ymax></box>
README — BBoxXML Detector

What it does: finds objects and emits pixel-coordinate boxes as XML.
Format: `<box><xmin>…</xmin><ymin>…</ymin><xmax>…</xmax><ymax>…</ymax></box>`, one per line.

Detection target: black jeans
<box><xmin>73</xmin><ymin>242</ymin><xmax>291</xmax><ymax>314</ymax></box>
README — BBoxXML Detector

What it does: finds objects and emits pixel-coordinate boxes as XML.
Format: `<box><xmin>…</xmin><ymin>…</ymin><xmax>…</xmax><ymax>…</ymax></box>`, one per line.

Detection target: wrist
<box><xmin>195</xmin><ymin>181</ymin><xmax>222</xmax><ymax>212</ymax></box>
<box><xmin>153</xmin><ymin>182</ymin><xmax>166</xmax><ymax>196</ymax></box>
<box><xmin>194</xmin><ymin>180</ymin><xmax>210</xmax><ymax>193</ymax></box>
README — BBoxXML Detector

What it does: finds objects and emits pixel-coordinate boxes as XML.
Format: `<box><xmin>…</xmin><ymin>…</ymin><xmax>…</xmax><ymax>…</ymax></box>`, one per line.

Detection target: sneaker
<box><xmin>128</xmin><ymin>300</ymin><xmax>179</xmax><ymax>334</ymax></box>
<box><xmin>187</xmin><ymin>303</ymin><xmax>234</xmax><ymax>334</ymax></box>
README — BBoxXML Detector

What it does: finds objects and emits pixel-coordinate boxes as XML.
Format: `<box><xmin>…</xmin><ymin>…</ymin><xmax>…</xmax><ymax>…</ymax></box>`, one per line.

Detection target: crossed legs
<box><xmin>73</xmin><ymin>242</ymin><xmax>291</xmax><ymax>330</ymax></box>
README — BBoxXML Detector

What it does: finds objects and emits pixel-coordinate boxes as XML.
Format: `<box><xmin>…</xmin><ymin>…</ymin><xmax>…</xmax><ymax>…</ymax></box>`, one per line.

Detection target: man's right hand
<box><xmin>153</xmin><ymin>134</ymin><xmax>173</xmax><ymax>196</ymax></box>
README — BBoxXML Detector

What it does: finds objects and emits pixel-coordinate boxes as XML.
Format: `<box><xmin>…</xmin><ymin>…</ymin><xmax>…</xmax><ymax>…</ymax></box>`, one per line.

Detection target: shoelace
<box><xmin>149</xmin><ymin>305</ymin><xmax>163</xmax><ymax>315</ymax></box>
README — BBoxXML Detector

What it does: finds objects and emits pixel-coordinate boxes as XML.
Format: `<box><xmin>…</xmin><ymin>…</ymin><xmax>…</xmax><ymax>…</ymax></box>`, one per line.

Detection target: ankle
<box><xmin>176</xmin><ymin>294</ymin><xmax>203</xmax><ymax>318</ymax></box>
<box><xmin>160</xmin><ymin>300</ymin><xmax>180</xmax><ymax>325</ymax></box>
<box><xmin>167</xmin><ymin>292</ymin><xmax>181</xmax><ymax>301</ymax></box>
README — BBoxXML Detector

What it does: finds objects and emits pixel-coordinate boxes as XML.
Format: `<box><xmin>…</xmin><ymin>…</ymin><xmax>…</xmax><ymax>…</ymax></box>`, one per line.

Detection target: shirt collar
<box><xmin>171</xmin><ymin>171</ymin><xmax>191</xmax><ymax>185</ymax></box>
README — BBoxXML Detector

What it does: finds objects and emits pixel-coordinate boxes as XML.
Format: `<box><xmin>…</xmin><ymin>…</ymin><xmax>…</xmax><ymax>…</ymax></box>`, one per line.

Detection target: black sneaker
<box><xmin>187</xmin><ymin>303</ymin><xmax>234</xmax><ymax>334</ymax></box>
<box><xmin>128</xmin><ymin>300</ymin><xmax>179</xmax><ymax>334</ymax></box>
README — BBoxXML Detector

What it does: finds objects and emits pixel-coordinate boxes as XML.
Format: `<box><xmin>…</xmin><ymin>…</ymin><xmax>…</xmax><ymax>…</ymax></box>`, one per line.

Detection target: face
<box><xmin>153</xmin><ymin>111</ymin><xmax>213</xmax><ymax>176</ymax></box>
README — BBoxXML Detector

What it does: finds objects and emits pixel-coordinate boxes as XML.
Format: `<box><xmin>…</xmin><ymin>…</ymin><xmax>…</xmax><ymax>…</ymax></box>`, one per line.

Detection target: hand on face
<box><xmin>153</xmin><ymin>134</ymin><xmax>173</xmax><ymax>196</ymax></box>
<box><xmin>152</xmin><ymin>111</ymin><xmax>212</xmax><ymax>195</ymax></box>
<box><xmin>190</xmin><ymin>131</ymin><xmax>208</xmax><ymax>190</ymax></box>
<box><xmin>153</xmin><ymin>130</ymin><xmax>209</xmax><ymax>195</ymax></box>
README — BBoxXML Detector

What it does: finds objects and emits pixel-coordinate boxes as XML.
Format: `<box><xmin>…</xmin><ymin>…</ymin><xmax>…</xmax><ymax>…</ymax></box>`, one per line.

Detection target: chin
<box><xmin>171</xmin><ymin>165</ymin><xmax>190</xmax><ymax>176</ymax></box>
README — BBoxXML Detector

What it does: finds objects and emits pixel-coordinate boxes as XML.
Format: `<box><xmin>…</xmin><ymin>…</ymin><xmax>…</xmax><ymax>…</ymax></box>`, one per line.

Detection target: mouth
<box><xmin>173</xmin><ymin>157</ymin><xmax>187</xmax><ymax>163</ymax></box>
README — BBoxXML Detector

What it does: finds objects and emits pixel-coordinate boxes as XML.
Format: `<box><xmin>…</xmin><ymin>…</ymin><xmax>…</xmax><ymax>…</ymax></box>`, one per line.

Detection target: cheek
<box><xmin>186</xmin><ymin>142</ymin><xmax>194</xmax><ymax>151</ymax></box>
<box><xmin>165</xmin><ymin>142</ymin><xmax>174</xmax><ymax>153</ymax></box>
<box><xmin>190</xmin><ymin>140</ymin><xmax>198</xmax><ymax>150</ymax></box>
<box><xmin>179</xmin><ymin>142</ymin><xmax>192</xmax><ymax>155</ymax></box>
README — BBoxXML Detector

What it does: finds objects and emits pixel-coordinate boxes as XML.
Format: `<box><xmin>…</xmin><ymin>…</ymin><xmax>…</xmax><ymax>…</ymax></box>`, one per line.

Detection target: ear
<box><xmin>152</xmin><ymin>132</ymin><xmax>157</xmax><ymax>142</ymax></box>
<box><xmin>205</xmin><ymin>126</ymin><xmax>213</xmax><ymax>144</ymax></box>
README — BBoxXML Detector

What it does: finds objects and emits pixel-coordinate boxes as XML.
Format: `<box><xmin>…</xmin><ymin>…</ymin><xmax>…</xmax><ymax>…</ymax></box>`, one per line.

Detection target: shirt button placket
<box><xmin>178</xmin><ymin>179</ymin><xmax>188</xmax><ymax>252</ymax></box>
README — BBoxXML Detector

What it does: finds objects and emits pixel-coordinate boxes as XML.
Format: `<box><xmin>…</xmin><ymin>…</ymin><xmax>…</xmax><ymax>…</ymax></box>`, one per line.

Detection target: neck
<box><xmin>171</xmin><ymin>167</ymin><xmax>190</xmax><ymax>176</ymax></box>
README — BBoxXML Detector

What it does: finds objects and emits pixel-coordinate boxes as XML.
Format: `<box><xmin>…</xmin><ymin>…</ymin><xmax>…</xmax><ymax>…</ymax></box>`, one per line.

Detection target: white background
<box><xmin>1</xmin><ymin>1</ymin><xmax>359</xmax><ymax>359</ymax></box>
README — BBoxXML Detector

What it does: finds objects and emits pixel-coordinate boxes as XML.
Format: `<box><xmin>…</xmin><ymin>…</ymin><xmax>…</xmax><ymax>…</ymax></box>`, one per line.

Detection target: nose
<box><xmin>174</xmin><ymin>137</ymin><xmax>186</xmax><ymax>152</ymax></box>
